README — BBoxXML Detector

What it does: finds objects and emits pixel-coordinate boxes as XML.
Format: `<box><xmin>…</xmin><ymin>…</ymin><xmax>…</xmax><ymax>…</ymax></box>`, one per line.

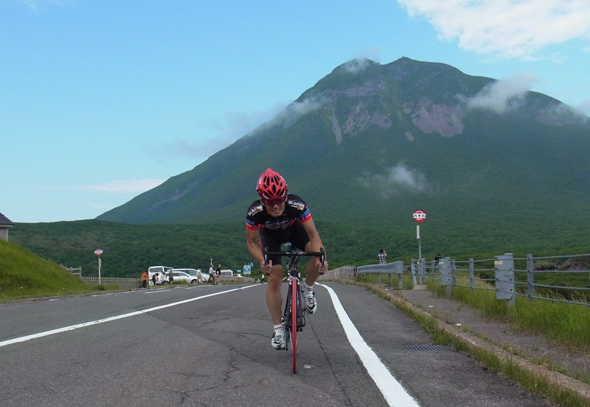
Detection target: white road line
<box><xmin>319</xmin><ymin>283</ymin><xmax>421</xmax><ymax>407</ymax></box>
<box><xmin>143</xmin><ymin>289</ymin><xmax>172</xmax><ymax>294</ymax></box>
<box><xmin>0</xmin><ymin>285</ymin><xmax>258</xmax><ymax>349</ymax></box>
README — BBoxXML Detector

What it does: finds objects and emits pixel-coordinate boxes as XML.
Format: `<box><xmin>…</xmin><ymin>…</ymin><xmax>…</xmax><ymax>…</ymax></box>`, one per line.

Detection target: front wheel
<box><xmin>291</xmin><ymin>280</ymin><xmax>298</xmax><ymax>374</ymax></box>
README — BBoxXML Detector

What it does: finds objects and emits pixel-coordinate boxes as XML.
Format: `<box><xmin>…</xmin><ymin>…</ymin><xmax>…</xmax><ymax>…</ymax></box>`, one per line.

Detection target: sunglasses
<box><xmin>262</xmin><ymin>198</ymin><xmax>285</xmax><ymax>207</ymax></box>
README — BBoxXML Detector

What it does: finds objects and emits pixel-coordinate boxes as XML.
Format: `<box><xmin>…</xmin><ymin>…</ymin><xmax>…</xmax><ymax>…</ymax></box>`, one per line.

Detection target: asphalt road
<box><xmin>0</xmin><ymin>283</ymin><xmax>555</xmax><ymax>407</ymax></box>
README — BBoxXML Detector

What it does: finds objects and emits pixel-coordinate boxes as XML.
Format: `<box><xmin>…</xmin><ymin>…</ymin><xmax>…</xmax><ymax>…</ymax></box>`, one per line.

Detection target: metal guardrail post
<box><xmin>420</xmin><ymin>258</ymin><xmax>425</xmax><ymax>284</ymax></box>
<box><xmin>527</xmin><ymin>253</ymin><xmax>534</xmax><ymax>300</ymax></box>
<box><xmin>495</xmin><ymin>253</ymin><xmax>515</xmax><ymax>306</ymax></box>
<box><xmin>469</xmin><ymin>258</ymin><xmax>475</xmax><ymax>290</ymax></box>
<box><xmin>440</xmin><ymin>257</ymin><xmax>453</xmax><ymax>297</ymax></box>
<box><xmin>394</xmin><ymin>261</ymin><xmax>404</xmax><ymax>289</ymax></box>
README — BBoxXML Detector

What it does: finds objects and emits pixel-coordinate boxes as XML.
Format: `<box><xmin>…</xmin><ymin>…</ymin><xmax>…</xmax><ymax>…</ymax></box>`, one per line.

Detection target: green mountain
<box><xmin>96</xmin><ymin>57</ymin><xmax>590</xmax><ymax>245</ymax></box>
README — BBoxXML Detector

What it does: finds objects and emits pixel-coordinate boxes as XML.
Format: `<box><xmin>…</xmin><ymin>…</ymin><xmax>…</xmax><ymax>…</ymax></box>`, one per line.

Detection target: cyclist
<box><xmin>246</xmin><ymin>168</ymin><xmax>328</xmax><ymax>350</ymax></box>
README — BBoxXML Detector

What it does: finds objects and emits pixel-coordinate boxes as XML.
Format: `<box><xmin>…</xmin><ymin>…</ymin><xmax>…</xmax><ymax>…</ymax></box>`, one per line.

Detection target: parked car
<box><xmin>170</xmin><ymin>269</ymin><xmax>207</xmax><ymax>284</ymax></box>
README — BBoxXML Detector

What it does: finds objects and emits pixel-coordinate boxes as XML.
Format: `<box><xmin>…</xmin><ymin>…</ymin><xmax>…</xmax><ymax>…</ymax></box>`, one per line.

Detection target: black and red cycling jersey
<box><xmin>246</xmin><ymin>194</ymin><xmax>312</xmax><ymax>231</ymax></box>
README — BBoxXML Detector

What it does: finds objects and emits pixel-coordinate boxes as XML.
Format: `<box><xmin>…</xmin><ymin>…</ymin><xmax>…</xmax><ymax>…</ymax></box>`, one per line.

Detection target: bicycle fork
<box><xmin>283</xmin><ymin>278</ymin><xmax>306</xmax><ymax>333</ymax></box>
<box><xmin>292</xmin><ymin>277</ymin><xmax>306</xmax><ymax>331</ymax></box>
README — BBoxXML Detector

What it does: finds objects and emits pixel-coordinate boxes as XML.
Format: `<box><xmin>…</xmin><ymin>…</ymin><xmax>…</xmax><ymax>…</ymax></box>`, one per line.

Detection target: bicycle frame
<box><xmin>264</xmin><ymin>244</ymin><xmax>325</xmax><ymax>373</ymax></box>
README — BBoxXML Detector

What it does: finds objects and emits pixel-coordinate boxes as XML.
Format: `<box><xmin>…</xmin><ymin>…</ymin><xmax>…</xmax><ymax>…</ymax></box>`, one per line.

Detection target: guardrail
<box><xmin>357</xmin><ymin>261</ymin><xmax>405</xmax><ymax>288</ymax></box>
<box><xmin>81</xmin><ymin>277</ymin><xmax>141</xmax><ymax>288</ymax></box>
<box><xmin>328</xmin><ymin>251</ymin><xmax>590</xmax><ymax>308</ymax></box>
<box><xmin>418</xmin><ymin>252</ymin><xmax>590</xmax><ymax>307</ymax></box>
<box><xmin>318</xmin><ymin>266</ymin><xmax>356</xmax><ymax>281</ymax></box>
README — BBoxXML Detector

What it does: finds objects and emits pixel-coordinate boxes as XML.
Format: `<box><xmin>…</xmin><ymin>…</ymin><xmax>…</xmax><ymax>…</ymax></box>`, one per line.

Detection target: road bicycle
<box><xmin>264</xmin><ymin>243</ymin><xmax>325</xmax><ymax>373</ymax></box>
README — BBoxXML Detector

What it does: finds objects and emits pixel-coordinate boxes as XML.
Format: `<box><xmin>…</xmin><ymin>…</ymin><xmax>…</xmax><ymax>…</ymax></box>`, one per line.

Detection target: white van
<box><xmin>148</xmin><ymin>266</ymin><xmax>173</xmax><ymax>281</ymax></box>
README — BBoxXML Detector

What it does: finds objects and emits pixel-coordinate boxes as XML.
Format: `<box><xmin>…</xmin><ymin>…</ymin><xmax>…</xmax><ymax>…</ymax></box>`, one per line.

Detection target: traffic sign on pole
<box><xmin>94</xmin><ymin>248</ymin><xmax>103</xmax><ymax>257</ymax></box>
<box><xmin>413</xmin><ymin>210</ymin><xmax>426</xmax><ymax>223</ymax></box>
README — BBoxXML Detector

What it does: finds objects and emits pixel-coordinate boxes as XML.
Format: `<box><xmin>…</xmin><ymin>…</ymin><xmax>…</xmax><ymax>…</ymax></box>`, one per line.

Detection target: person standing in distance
<box><xmin>215</xmin><ymin>264</ymin><xmax>221</xmax><ymax>285</ymax></box>
<box><xmin>378</xmin><ymin>249</ymin><xmax>387</xmax><ymax>264</ymax></box>
<box><xmin>246</xmin><ymin>168</ymin><xmax>328</xmax><ymax>350</ymax></box>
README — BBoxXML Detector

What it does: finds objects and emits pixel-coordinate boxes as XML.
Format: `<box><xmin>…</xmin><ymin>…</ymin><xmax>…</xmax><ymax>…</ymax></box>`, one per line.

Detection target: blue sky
<box><xmin>1</xmin><ymin>0</ymin><xmax>589</xmax><ymax>223</ymax></box>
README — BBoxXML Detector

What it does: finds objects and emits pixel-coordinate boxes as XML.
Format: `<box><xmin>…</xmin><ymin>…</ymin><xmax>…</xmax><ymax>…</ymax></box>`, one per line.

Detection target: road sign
<box><xmin>413</xmin><ymin>210</ymin><xmax>426</xmax><ymax>223</ymax></box>
<box><xmin>94</xmin><ymin>248</ymin><xmax>103</xmax><ymax>257</ymax></box>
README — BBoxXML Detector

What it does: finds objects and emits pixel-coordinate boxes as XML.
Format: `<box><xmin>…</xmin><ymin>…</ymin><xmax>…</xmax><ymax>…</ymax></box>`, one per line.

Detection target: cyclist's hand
<box><xmin>317</xmin><ymin>259</ymin><xmax>328</xmax><ymax>275</ymax></box>
<box><xmin>261</xmin><ymin>260</ymin><xmax>272</xmax><ymax>275</ymax></box>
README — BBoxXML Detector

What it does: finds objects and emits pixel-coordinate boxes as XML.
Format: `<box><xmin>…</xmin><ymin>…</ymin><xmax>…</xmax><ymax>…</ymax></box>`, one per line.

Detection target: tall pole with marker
<box><xmin>413</xmin><ymin>210</ymin><xmax>426</xmax><ymax>284</ymax></box>
<box><xmin>413</xmin><ymin>209</ymin><xmax>426</xmax><ymax>262</ymax></box>
<box><xmin>94</xmin><ymin>248</ymin><xmax>103</xmax><ymax>285</ymax></box>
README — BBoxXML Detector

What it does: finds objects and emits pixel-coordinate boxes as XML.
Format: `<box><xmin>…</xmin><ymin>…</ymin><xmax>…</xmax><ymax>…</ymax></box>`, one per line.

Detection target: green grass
<box><xmin>0</xmin><ymin>239</ymin><xmax>110</xmax><ymax>301</ymax></box>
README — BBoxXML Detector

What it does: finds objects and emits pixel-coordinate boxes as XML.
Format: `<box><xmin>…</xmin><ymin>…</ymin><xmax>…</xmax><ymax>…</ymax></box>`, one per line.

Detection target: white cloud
<box><xmin>397</xmin><ymin>0</ymin><xmax>590</xmax><ymax>58</ymax></box>
<box><xmin>577</xmin><ymin>100</ymin><xmax>590</xmax><ymax>116</ymax></box>
<box><xmin>79</xmin><ymin>179</ymin><xmax>165</xmax><ymax>193</ymax></box>
<box><xmin>144</xmin><ymin>106</ymin><xmax>286</xmax><ymax>159</ymax></box>
<box><xmin>341</xmin><ymin>58</ymin><xmax>374</xmax><ymax>74</ymax></box>
<box><xmin>464</xmin><ymin>72</ymin><xmax>538</xmax><ymax>113</ymax></box>
<box><xmin>358</xmin><ymin>163</ymin><xmax>428</xmax><ymax>199</ymax></box>
<box><xmin>4</xmin><ymin>0</ymin><xmax>74</xmax><ymax>13</ymax></box>
<box><xmin>268</xmin><ymin>97</ymin><xmax>327</xmax><ymax>128</ymax></box>
<box><xmin>89</xmin><ymin>203</ymin><xmax>117</xmax><ymax>210</ymax></box>
<box><xmin>143</xmin><ymin>137</ymin><xmax>231</xmax><ymax>160</ymax></box>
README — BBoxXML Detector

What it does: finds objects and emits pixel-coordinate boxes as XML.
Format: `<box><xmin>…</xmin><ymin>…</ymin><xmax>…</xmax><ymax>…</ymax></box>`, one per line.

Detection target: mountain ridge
<box><xmin>97</xmin><ymin>57</ymin><xmax>590</xmax><ymax>244</ymax></box>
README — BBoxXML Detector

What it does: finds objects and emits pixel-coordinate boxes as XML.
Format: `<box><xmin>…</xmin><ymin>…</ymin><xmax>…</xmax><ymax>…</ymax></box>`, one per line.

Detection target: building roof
<box><xmin>0</xmin><ymin>213</ymin><xmax>14</xmax><ymax>226</ymax></box>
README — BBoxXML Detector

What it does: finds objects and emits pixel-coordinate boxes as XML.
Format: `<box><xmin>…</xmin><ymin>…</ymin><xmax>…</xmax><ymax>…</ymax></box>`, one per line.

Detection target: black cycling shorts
<box><xmin>259</xmin><ymin>219</ymin><xmax>310</xmax><ymax>266</ymax></box>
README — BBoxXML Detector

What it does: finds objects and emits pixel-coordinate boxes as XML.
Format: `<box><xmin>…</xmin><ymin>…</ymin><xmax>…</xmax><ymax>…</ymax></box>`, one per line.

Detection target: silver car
<box><xmin>171</xmin><ymin>268</ymin><xmax>208</xmax><ymax>284</ymax></box>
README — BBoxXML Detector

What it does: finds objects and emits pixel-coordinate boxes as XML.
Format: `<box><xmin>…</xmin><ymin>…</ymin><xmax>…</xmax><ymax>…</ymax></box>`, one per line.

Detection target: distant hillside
<box><xmin>10</xmin><ymin>211</ymin><xmax>590</xmax><ymax>281</ymax></box>
<box><xmin>0</xmin><ymin>239</ymin><xmax>96</xmax><ymax>300</ymax></box>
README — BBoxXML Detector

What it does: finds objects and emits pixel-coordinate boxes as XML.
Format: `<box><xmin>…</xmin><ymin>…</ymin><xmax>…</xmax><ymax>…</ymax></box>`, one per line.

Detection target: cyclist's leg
<box><xmin>266</xmin><ymin>263</ymin><xmax>284</xmax><ymax>325</ymax></box>
<box><xmin>302</xmin><ymin>254</ymin><xmax>318</xmax><ymax>314</ymax></box>
<box><xmin>288</xmin><ymin>220</ymin><xmax>319</xmax><ymax>286</ymax></box>
<box><xmin>288</xmin><ymin>222</ymin><xmax>319</xmax><ymax>313</ymax></box>
<box><xmin>259</xmin><ymin>230</ymin><xmax>285</xmax><ymax>325</ymax></box>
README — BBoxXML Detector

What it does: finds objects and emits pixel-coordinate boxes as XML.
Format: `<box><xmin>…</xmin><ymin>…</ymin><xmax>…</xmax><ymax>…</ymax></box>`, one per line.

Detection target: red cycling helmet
<box><xmin>256</xmin><ymin>168</ymin><xmax>288</xmax><ymax>201</ymax></box>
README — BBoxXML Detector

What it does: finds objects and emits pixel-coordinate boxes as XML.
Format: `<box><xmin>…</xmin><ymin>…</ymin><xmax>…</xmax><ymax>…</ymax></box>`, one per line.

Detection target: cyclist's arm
<box><xmin>303</xmin><ymin>218</ymin><xmax>325</xmax><ymax>258</ymax></box>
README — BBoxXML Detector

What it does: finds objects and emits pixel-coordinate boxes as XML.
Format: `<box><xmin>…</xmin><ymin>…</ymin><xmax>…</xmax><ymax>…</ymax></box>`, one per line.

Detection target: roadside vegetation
<box><xmin>426</xmin><ymin>279</ymin><xmax>590</xmax><ymax>351</ymax></box>
<box><xmin>0</xmin><ymin>239</ymin><xmax>115</xmax><ymax>301</ymax></box>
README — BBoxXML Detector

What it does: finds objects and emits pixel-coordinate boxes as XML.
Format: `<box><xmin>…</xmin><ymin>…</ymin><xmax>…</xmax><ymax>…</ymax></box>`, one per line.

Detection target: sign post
<box><xmin>412</xmin><ymin>210</ymin><xmax>426</xmax><ymax>262</ymax></box>
<box><xmin>94</xmin><ymin>248</ymin><xmax>103</xmax><ymax>285</ymax></box>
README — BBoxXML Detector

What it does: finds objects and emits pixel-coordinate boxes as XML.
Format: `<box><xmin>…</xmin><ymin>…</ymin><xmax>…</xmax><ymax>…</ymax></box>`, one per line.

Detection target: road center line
<box><xmin>318</xmin><ymin>283</ymin><xmax>421</xmax><ymax>407</ymax></box>
<box><xmin>0</xmin><ymin>285</ymin><xmax>258</xmax><ymax>349</ymax></box>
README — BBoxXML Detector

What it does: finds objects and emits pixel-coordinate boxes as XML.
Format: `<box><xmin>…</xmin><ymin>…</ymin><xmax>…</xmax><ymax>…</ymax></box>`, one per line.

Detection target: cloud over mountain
<box><xmin>397</xmin><ymin>0</ymin><xmax>590</xmax><ymax>58</ymax></box>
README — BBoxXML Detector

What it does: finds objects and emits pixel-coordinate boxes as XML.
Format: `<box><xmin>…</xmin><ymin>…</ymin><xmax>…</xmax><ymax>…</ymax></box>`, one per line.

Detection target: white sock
<box><xmin>302</xmin><ymin>282</ymin><xmax>314</xmax><ymax>295</ymax></box>
<box><xmin>274</xmin><ymin>324</ymin><xmax>283</xmax><ymax>334</ymax></box>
